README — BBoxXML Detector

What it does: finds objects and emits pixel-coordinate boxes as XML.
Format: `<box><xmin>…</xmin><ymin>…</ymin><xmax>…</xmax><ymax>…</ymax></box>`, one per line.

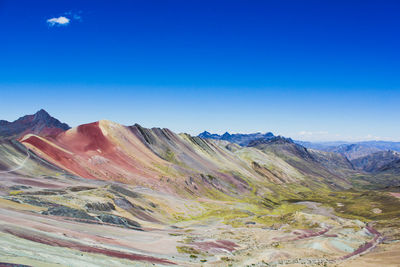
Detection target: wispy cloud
<box><xmin>47</xmin><ymin>16</ymin><xmax>70</xmax><ymax>26</ymax></box>
<box><xmin>65</xmin><ymin>11</ymin><xmax>82</xmax><ymax>21</ymax></box>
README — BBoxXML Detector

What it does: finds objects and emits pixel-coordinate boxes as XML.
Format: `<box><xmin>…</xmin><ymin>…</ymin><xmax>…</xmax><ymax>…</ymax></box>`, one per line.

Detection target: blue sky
<box><xmin>1</xmin><ymin>1</ymin><xmax>399</xmax><ymax>141</ymax></box>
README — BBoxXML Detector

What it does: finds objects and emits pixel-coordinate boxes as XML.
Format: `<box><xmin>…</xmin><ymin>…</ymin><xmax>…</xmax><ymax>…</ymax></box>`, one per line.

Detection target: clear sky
<box><xmin>1</xmin><ymin>0</ymin><xmax>399</xmax><ymax>141</ymax></box>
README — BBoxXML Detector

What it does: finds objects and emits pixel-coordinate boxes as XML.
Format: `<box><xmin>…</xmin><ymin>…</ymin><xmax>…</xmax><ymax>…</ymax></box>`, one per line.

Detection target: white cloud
<box><xmin>47</xmin><ymin>16</ymin><xmax>70</xmax><ymax>26</ymax></box>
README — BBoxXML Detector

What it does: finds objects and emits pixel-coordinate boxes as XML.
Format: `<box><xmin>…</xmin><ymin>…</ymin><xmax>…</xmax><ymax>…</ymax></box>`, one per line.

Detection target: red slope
<box><xmin>21</xmin><ymin>121</ymin><xmax>169</xmax><ymax>187</ymax></box>
<box><xmin>22</xmin><ymin>134</ymin><xmax>96</xmax><ymax>179</ymax></box>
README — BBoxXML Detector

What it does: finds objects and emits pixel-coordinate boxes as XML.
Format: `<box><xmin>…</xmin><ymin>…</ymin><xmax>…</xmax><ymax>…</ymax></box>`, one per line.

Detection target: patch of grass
<box><xmin>285</xmin><ymin>189</ymin><xmax>400</xmax><ymax>222</ymax></box>
<box><xmin>188</xmin><ymin>207</ymin><xmax>251</xmax><ymax>227</ymax></box>
<box><xmin>163</xmin><ymin>149</ymin><xmax>177</xmax><ymax>163</ymax></box>
<box><xmin>220</xmin><ymin>256</ymin><xmax>233</xmax><ymax>262</ymax></box>
<box><xmin>176</xmin><ymin>246</ymin><xmax>200</xmax><ymax>255</ymax></box>
<box><xmin>271</xmin><ymin>242</ymin><xmax>282</xmax><ymax>248</ymax></box>
<box><xmin>179</xmin><ymin>236</ymin><xmax>195</xmax><ymax>244</ymax></box>
<box><xmin>152</xmin><ymin>162</ymin><xmax>179</xmax><ymax>177</ymax></box>
<box><xmin>172</xmin><ymin>212</ymin><xmax>187</xmax><ymax>221</ymax></box>
<box><xmin>9</xmin><ymin>190</ymin><xmax>23</xmax><ymax>195</ymax></box>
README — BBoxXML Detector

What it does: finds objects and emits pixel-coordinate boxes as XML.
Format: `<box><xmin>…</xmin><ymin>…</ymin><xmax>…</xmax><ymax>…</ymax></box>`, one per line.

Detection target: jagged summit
<box><xmin>198</xmin><ymin>130</ymin><xmax>274</xmax><ymax>146</ymax></box>
<box><xmin>198</xmin><ymin>131</ymin><xmax>221</xmax><ymax>140</ymax></box>
<box><xmin>35</xmin><ymin>108</ymin><xmax>50</xmax><ymax>116</ymax></box>
<box><xmin>0</xmin><ymin>109</ymin><xmax>70</xmax><ymax>139</ymax></box>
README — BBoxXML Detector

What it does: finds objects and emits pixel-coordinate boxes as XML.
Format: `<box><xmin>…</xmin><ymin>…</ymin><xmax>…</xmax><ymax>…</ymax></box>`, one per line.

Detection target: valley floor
<box><xmin>0</xmin><ymin>172</ymin><xmax>399</xmax><ymax>267</ymax></box>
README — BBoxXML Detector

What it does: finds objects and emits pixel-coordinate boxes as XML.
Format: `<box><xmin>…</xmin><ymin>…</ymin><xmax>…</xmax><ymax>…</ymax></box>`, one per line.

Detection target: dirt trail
<box><xmin>0</xmin><ymin>149</ymin><xmax>30</xmax><ymax>174</ymax></box>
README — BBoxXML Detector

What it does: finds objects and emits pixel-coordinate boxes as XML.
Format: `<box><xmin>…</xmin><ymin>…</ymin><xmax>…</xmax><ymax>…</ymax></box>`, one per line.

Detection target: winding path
<box><xmin>0</xmin><ymin>149</ymin><xmax>30</xmax><ymax>174</ymax></box>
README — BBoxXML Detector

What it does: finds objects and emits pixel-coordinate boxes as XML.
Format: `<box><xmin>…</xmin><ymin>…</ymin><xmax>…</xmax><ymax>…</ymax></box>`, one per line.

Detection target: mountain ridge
<box><xmin>2</xmin><ymin>110</ymin><xmax>400</xmax><ymax>192</ymax></box>
<box><xmin>0</xmin><ymin>109</ymin><xmax>70</xmax><ymax>140</ymax></box>
<box><xmin>17</xmin><ymin>117</ymin><xmax>362</xmax><ymax>196</ymax></box>
<box><xmin>351</xmin><ymin>150</ymin><xmax>400</xmax><ymax>173</ymax></box>
<box><xmin>198</xmin><ymin>130</ymin><xmax>274</xmax><ymax>146</ymax></box>
<box><xmin>297</xmin><ymin>140</ymin><xmax>400</xmax><ymax>160</ymax></box>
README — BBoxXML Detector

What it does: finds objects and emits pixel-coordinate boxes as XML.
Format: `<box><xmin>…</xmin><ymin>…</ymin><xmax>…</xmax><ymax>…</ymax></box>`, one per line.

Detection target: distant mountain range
<box><xmin>198</xmin><ymin>131</ymin><xmax>400</xmax><ymax>182</ymax></box>
<box><xmin>321</xmin><ymin>143</ymin><xmax>382</xmax><ymax>160</ymax></box>
<box><xmin>198</xmin><ymin>131</ymin><xmax>274</xmax><ymax>146</ymax></box>
<box><xmin>0</xmin><ymin>109</ymin><xmax>70</xmax><ymax>140</ymax></box>
<box><xmin>198</xmin><ymin>131</ymin><xmax>400</xmax><ymax>160</ymax></box>
<box><xmin>297</xmin><ymin>140</ymin><xmax>400</xmax><ymax>159</ymax></box>
<box><xmin>351</xmin><ymin>150</ymin><xmax>400</xmax><ymax>173</ymax></box>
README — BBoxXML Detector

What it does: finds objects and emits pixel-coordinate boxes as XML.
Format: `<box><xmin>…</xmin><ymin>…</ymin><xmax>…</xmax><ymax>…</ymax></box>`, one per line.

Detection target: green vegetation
<box><xmin>163</xmin><ymin>148</ymin><xmax>176</xmax><ymax>163</ymax></box>
<box><xmin>170</xmin><ymin>171</ymin><xmax>400</xmax><ymax>234</ymax></box>
<box><xmin>179</xmin><ymin>236</ymin><xmax>195</xmax><ymax>244</ymax></box>
<box><xmin>220</xmin><ymin>256</ymin><xmax>233</xmax><ymax>262</ymax></box>
<box><xmin>284</xmin><ymin>189</ymin><xmax>400</xmax><ymax>222</ymax></box>
<box><xmin>176</xmin><ymin>246</ymin><xmax>201</xmax><ymax>255</ymax></box>
<box><xmin>8</xmin><ymin>190</ymin><xmax>23</xmax><ymax>195</ymax></box>
<box><xmin>350</xmin><ymin>172</ymin><xmax>400</xmax><ymax>190</ymax></box>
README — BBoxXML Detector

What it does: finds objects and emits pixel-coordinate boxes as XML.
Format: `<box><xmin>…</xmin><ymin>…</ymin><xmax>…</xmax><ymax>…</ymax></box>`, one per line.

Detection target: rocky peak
<box><xmin>34</xmin><ymin>109</ymin><xmax>51</xmax><ymax>119</ymax></box>
<box><xmin>198</xmin><ymin>130</ymin><xmax>276</xmax><ymax>146</ymax></box>
<box><xmin>0</xmin><ymin>109</ymin><xmax>70</xmax><ymax>139</ymax></box>
<box><xmin>221</xmin><ymin>132</ymin><xmax>231</xmax><ymax>139</ymax></box>
<box><xmin>198</xmin><ymin>131</ymin><xmax>212</xmax><ymax>138</ymax></box>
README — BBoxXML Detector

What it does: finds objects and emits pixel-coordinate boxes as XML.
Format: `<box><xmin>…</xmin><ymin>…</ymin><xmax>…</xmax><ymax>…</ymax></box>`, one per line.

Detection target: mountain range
<box><xmin>1</xmin><ymin>110</ymin><xmax>399</xmax><ymax>192</ymax></box>
<box><xmin>297</xmin><ymin>140</ymin><xmax>400</xmax><ymax>159</ymax></box>
<box><xmin>199</xmin><ymin>131</ymin><xmax>400</xmax><ymax>160</ymax></box>
<box><xmin>198</xmin><ymin>131</ymin><xmax>275</xmax><ymax>146</ymax></box>
<box><xmin>198</xmin><ymin>131</ymin><xmax>400</xmax><ymax>178</ymax></box>
<box><xmin>0</xmin><ymin>110</ymin><xmax>399</xmax><ymax>266</ymax></box>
